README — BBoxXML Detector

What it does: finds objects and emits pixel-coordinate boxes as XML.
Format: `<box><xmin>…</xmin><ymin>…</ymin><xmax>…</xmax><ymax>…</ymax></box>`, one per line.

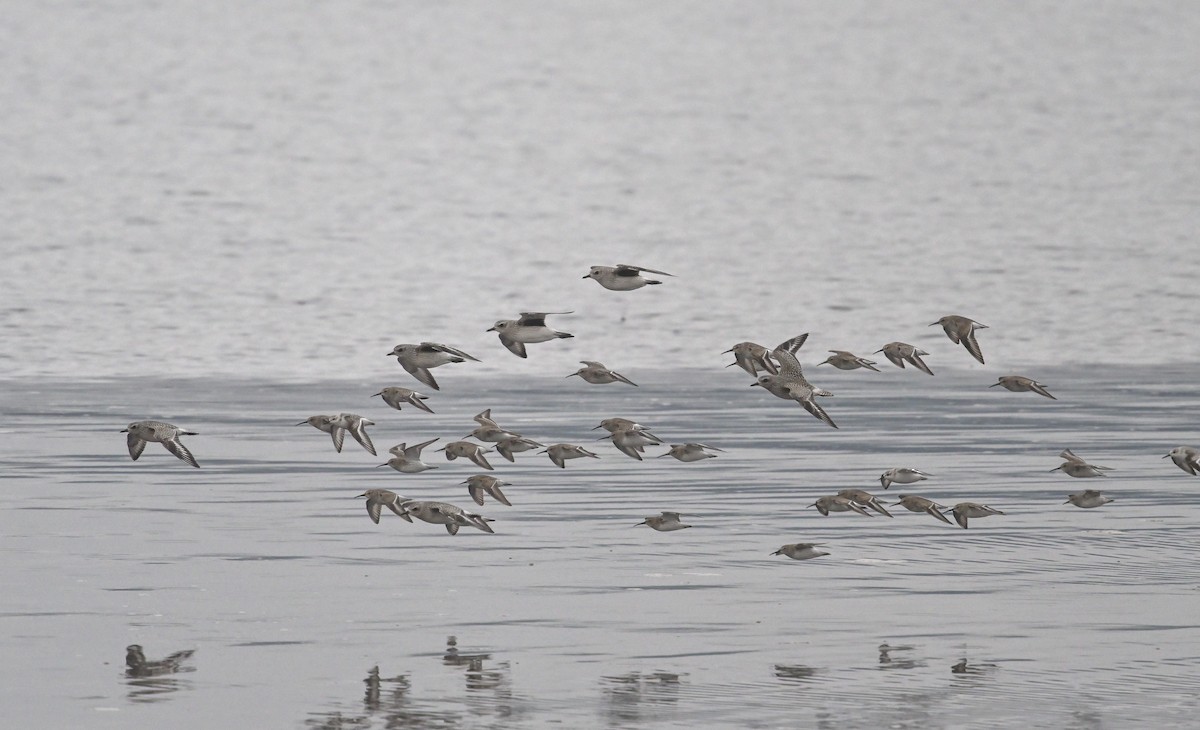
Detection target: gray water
<box><xmin>3</xmin><ymin>369</ymin><xmax>1200</xmax><ymax>728</ymax></box>
<box><xmin>3</xmin><ymin>0</ymin><xmax>1200</xmax><ymax>727</ymax></box>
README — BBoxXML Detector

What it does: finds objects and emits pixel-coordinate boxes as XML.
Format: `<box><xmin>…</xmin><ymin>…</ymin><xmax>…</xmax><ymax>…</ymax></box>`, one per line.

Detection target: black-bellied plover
<box><xmin>386</xmin><ymin>342</ymin><xmax>479</xmax><ymax>391</ymax></box>
<box><xmin>752</xmin><ymin>334</ymin><xmax>837</xmax><ymax>429</ymax></box>
<box><xmin>583</xmin><ymin>264</ymin><xmax>673</xmax><ymax>291</ymax></box>
<box><xmin>122</xmin><ymin>420</ymin><xmax>200</xmax><ymax>468</ymax></box>
<box><xmin>487</xmin><ymin>312</ymin><xmax>573</xmax><ymax>358</ymax></box>
<box><xmin>1165</xmin><ymin>446</ymin><xmax>1200</xmax><ymax>476</ymax></box>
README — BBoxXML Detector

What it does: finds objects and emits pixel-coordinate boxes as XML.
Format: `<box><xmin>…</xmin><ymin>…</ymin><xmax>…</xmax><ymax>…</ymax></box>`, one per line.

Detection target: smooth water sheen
<box><xmin>3</xmin><ymin>368</ymin><xmax>1200</xmax><ymax>728</ymax></box>
<box><xmin>1</xmin><ymin>1</ymin><xmax>1199</xmax><ymax>381</ymax></box>
<box><xmin>3</xmin><ymin>0</ymin><xmax>1200</xmax><ymax>727</ymax></box>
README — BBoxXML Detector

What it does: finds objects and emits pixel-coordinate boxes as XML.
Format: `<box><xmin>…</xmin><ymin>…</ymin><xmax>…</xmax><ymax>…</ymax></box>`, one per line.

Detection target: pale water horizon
<box><xmin>2</xmin><ymin>1</ymin><xmax>1199</xmax><ymax>727</ymax></box>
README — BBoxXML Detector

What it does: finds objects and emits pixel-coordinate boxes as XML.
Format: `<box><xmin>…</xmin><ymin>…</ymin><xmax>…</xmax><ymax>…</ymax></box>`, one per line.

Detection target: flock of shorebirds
<box><xmin>120</xmin><ymin>263</ymin><xmax>1200</xmax><ymax>558</ymax></box>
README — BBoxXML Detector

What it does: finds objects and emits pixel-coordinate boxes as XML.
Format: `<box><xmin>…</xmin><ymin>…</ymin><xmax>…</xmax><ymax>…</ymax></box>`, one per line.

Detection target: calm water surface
<box><xmin>1</xmin><ymin>1</ymin><xmax>1199</xmax><ymax>380</ymax></box>
<box><xmin>2</xmin><ymin>0</ymin><xmax>1200</xmax><ymax>727</ymax></box>
<box><xmin>3</xmin><ymin>368</ymin><xmax>1200</xmax><ymax>727</ymax></box>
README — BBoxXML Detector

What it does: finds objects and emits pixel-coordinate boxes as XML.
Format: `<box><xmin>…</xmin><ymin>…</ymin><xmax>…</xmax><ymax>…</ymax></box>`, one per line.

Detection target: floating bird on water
<box><xmin>372</xmin><ymin>386</ymin><xmax>434</xmax><ymax>413</ymax></box>
<box><xmin>771</xmin><ymin>543</ymin><xmax>829</xmax><ymax>561</ymax></box>
<box><xmin>568</xmin><ymin>361</ymin><xmax>638</xmax><ymax>386</ymax></box>
<box><xmin>951</xmin><ymin>502</ymin><xmax>1005</xmax><ymax>529</ymax></box>
<box><xmin>126</xmin><ymin>644</ymin><xmax>196</xmax><ymax>678</ymax></box>
<box><xmin>875</xmin><ymin>342</ymin><xmax>934</xmax><ymax>376</ymax></box>
<box><xmin>818</xmin><ymin>350</ymin><xmax>881</xmax><ymax>372</ymax></box>
<box><xmin>387</xmin><ymin>342</ymin><xmax>479</xmax><ymax>391</ymax></box>
<box><xmin>879</xmin><ymin>467</ymin><xmax>931</xmax><ymax>490</ymax></box>
<box><xmin>1064</xmin><ymin>490</ymin><xmax>1114</xmax><ymax>508</ymax></box>
<box><xmin>488</xmin><ymin>312</ymin><xmax>573</xmax><ymax>358</ymax></box>
<box><xmin>122</xmin><ymin>420</ymin><xmax>200</xmax><ymax>468</ymax></box>
<box><xmin>635</xmin><ymin>511</ymin><xmax>692</xmax><ymax>531</ymax></box>
<box><xmin>356</xmin><ymin>489</ymin><xmax>412</xmax><ymax>523</ymax></box>
<box><xmin>1165</xmin><ymin>446</ymin><xmax>1200</xmax><ymax>476</ymax></box>
<box><xmin>583</xmin><ymin>264</ymin><xmax>673</xmax><ymax>291</ymax></box>
<box><xmin>931</xmin><ymin>315</ymin><xmax>987</xmax><ymax>364</ymax></box>
<box><xmin>990</xmin><ymin>376</ymin><xmax>1056</xmax><ymax>400</ymax></box>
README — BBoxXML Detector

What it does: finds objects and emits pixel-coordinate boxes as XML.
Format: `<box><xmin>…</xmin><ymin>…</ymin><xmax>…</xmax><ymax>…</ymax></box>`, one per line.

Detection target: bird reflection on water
<box><xmin>601</xmin><ymin>671</ymin><xmax>685</xmax><ymax>725</ymax></box>
<box><xmin>951</xmin><ymin>657</ymin><xmax>1000</xmax><ymax>678</ymax></box>
<box><xmin>877</xmin><ymin>643</ymin><xmax>922</xmax><ymax>670</ymax></box>
<box><xmin>362</xmin><ymin>665</ymin><xmax>409</xmax><ymax>714</ymax></box>
<box><xmin>443</xmin><ymin>635</ymin><xmax>509</xmax><ymax>692</ymax></box>
<box><xmin>305</xmin><ymin>637</ymin><xmax>514</xmax><ymax>729</ymax></box>
<box><xmin>773</xmin><ymin>664</ymin><xmax>819</xmax><ymax>683</ymax></box>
